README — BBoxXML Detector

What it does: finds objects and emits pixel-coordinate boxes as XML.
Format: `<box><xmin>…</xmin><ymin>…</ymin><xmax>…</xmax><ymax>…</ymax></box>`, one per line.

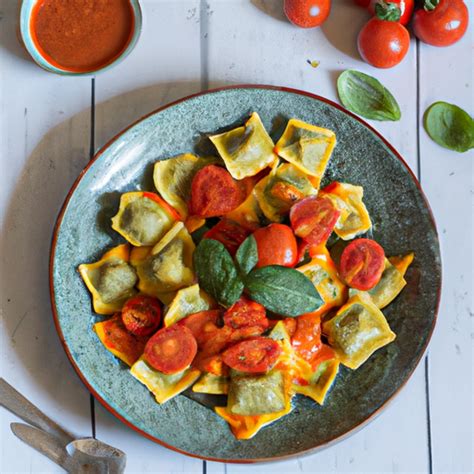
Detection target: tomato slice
<box><xmin>199</xmin><ymin>325</ymin><xmax>235</xmax><ymax>357</ymax></box>
<box><xmin>291</xmin><ymin>313</ymin><xmax>322</xmax><ymax>364</ymax></box>
<box><xmin>253</xmin><ymin>223</ymin><xmax>298</xmax><ymax>268</ymax></box>
<box><xmin>203</xmin><ymin>219</ymin><xmax>250</xmax><ymax>256</ymax></box>
<box><xmin>290</xmin><ymin>196</ymin><xmax>340</xmax><ymax>247</ymax></box>
<box><xmin>222</xmin><ymin>337</ymin><xmax>282</xmax><ymax>373</ymax></box>
<box><xmin>121</xmin><ymin>295</ymin><xmax>162</xmax><ymax>337</ymax></box>
<box><xmin>224</xmin><ymin>296</ymin><xmax>268</xmax><ymax>330</ymax></box>
<box><xmin>189</xmin><ymin>165</ymin><xmax>245</xmax><ymax>217</ymax></box>
<box><xmin>144</xmin><ymin>325</ymin><xmax>197</xmax><ymax>374</ymax></box>
<box><xmin>339</xmin><ymin>238</ymin><xmax>385</xmax><ymax>291</ymax></box>
<box><xmin>310</xmin><ymin>343</ymin><xmax>336</xmax><ymax>371</ymax></box>
<box><xmin>178</xmin><ymin>310</ymin><xmax>221</xmax><ymax>347</ymax></box>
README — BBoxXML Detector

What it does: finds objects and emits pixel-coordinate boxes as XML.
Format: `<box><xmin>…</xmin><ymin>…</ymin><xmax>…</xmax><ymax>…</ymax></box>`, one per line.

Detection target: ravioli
<box><xmin>274</xmin><ymin>119</ymin><xmax>337</xmax><ymax>188</ymax></box>
<box><xmin>209</xmin><ymin>112</ymin><xmax>278</xmax><ymax>180</ymax></box>
<box><xmin>111</xmin><ymin>192</ymin><xmax>178</xmax><ymax>247</ymax></box>
<box><xmin>225</xmin><ymin>191</ymin><xmax>265</xmax><ymax>231</ymax></box>
<box><xmin>136</xmin><ymin>222</ymin><xmax>195</xmax><ymax>297</ymax></box>
<box><xmin>79</xmin><ymin>244</ymin><xmax>137</xmax><ymax>315</ymax></box>
<box><xmin>389</xmin><ymin>252</ymin><xmax>415</xmax><ymax>275</ymax></box>
<box><xmin>323</xmin><ymin>293</ymin><xmax>396</xmax><ymax>370</ymax></box>
<box><xmin>153</xmin><ymin>154</ymin><xmax>217</xmax><ymax>219</ymax></box>
<box><xmin>163</xmin><ymin>284</ymin><xmax>215</xmax><ymax>327</ymax></box>
<box><xmin>130</xmin><ymin>357</ymin><xmax>201</xmax><ymax>404</ymax></box>
<box><xmin>320</xmin><ymin>182</ymin><xmax>372</xmax><ymax>240</ymax></box>
<box><xmin>350</xmin><ymin>258</ymin><xmax>406</xmax><ymax>309</ymax></box>
<box><xmin>292</xmin><ymin>359</ymin><xmax>340</xmax><ymax>405</ymax></box>
<box><xmin>254</xmin><ymin>162</ymin><xmax>317</xmax><ymax>222</ymax></box>
<box><xmin>193</xmin><ymin>373</ymin><xmax>229</xmax><ymax>395</ymax></box>
<box><xmin>94</xmin><ymin>314</ymin><xmax>147</xmax><ymax>366</ymax></box>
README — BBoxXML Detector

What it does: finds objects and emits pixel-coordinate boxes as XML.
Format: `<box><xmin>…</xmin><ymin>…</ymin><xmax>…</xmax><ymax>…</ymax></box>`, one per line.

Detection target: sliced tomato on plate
<box><xmin>223</xmin><ymin>296</ymin><xmax>268</xmax><ymax>330</ymax></box>
<box><xmin>178</xmin><ymin>310</ymin><xmax>221</xmax><ymax>347</ymax></box>
<box><xmin>291</xmin><ymin>313</ymin><xmax>322</xmax><ymax>363</ymax></box>
<box><xmin>222</xmin><ymin>337</ymin><xmax>282</xmax><ymax>373</ymax></box>
<box><xmin>339</xmin><ymin>238</ymin><xmax>385</xmax><ymax>290</ymax></box>
<box><xmin>189</xmin><ymin>165</ymin><xmax>244</xmax><ymax>217</ymax></box>
<box><xmin>121</xmin><ymin>295</ymin><xmax>162</xmax><ymax>337</ymax></box>
<box><xmin>144</xmin><ymin>325</ymin><xmax>197</xmax><ymax>374</ymax></box>
<box><xmin>203</xmin><ymin>219</ymin><xmax>250</xmax><ymax>256</ymax></box>
<box><xmin>290</xmin><ymin>196</ymin><xmax>340</xmax><ymax>247</ymax></box>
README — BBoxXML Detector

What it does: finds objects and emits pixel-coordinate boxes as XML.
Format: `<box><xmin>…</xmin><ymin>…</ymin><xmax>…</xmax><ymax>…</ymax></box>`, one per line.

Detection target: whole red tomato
<box><xmin>358</xmin><ymin>17</ymin><xmax>410</xmax><ymax>68</ymax></box>
<box><xmin>413</xmin><ymin>0</ymin><xmax>469</xmax><ymax>47</ymax></box>
<box><xmin>253</xmin><ymin>224</ymin><xmax>298</xmax><ymax>268</ymax></box>
<box><xmin>284</xmin><ymin>0</ymin><xmax>331</xmax><ymax>28</ymax></box>
<box><xmin>368</xmin><ymin>0</ymin><xmax>414</xmax><ymax>25</ymax></box>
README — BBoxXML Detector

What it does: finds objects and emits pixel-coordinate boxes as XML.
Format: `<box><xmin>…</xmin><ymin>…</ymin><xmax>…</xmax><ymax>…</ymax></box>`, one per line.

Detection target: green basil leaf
<box><xmin>194</xmin><ymin>239</ymin><xmax>243</xmax><ymax>307</ymax></box>
<box><xmin>245</xmin><ymin>265</ymin><xmax>323</xmax><ymax>317</ymax></box>
<box><xmin>424</xmin><ymin>101</ymin><xmax>474</xmax><ymax>153</ymax></box>
<box><xmin>235</xmin><ymin>235</ymin><xmax>258</xmax><ymax>276</ymax></box>
<box><xmin>191</xmin><ymin>224</ymin><xmax>210</xmax><ymax>246</ymax></box>
<box><xmin>337</xmin><ymin>70</ymin><xmax>401</xmax><ymax>121</ymax></box>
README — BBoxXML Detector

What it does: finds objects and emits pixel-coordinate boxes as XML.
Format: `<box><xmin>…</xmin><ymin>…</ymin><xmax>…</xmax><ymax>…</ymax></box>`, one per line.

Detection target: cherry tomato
<box><xmin>222</xmin><ymin>337</ymin><xmax>282</xmax><ymax>373</ymax></box>
<box><xmin>290</xmin><ymin>196</ymin><xmax>341</xmax><ymax>247</ymax></box>
<box><xmin>358</xmin><ymin>17</ymin><xmax>410</xmax><ymax>68</ymax></box>
<box><xmin>368</xmin><ymin>0</ymin><xmax>414</xmax><ymax>25</ymax></box>
<box><xmin>339</xmin><ymin>238</ymin><xmax>385</xmax><ymax>290</ymax></box>
<box><xmin>121</xmin><ymin>295</ymin><xmax>162</xmax><ymax>337</ymax></box>
<box><xmin>253</xmin><ymin>223</ymin><xmax>298</xmax><ymax>268</ymax></box>
<box><xmin>178</xmin><ymin>310</ymin><xmax>221</xmax><ymax>347</ymax></box>
<box><xmin>413</xmin><ymin>0</ymin><xmax>468</xmax><ymax>47</ymax></box>
<box><xmin>101</xmin><ymin>314</ymin><xmax>148</xmax><ymax>366</ymax></box>
<box><xmin>311</xmin><ymin>344</ymin><xmax>336</xmax><ymax>370</ymax></box>
<box><xmin>203</xmin><ymin>219</ymin><xmax>250</xmax><ymax>256</ymax></box>
<box><xmin>291</xmin><ymin>313</ymin><xmax>322</xmax><ymax>364</ymax></box>
<box><xmin>224</xmin><ymin>296</ymin><xmax>268</xmax><ymax>330</ymax></box>
<box><xmin>284</xmin><ymin>0</ymin><xmax>331</xmax><ymax>28</ymax></box>
<box><xmin>354</xmin><ymin>0</ymin><xmax>371</xmax><ymax>6</ymax></box>
<box><xmin>199</xmin><ymin>325</ymin><xmax>234</xmax><ymax>357</ymax></box>
<box><xmin>189</xmin><ymin>165</ymin><xmax>244</xmax><ymax>218</ymax></box>
<box><xmin>144</xmin><ymin>325</ymin><xmax>197</xmax><ymax>374</ymax></box>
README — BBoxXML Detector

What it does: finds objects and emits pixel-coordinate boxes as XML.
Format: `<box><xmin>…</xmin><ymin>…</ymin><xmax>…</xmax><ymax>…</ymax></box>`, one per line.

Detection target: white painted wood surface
<box><xmin>1</xmin><ymin>1</ymin><xmax>472</xmax><ymax>473</ymax></box>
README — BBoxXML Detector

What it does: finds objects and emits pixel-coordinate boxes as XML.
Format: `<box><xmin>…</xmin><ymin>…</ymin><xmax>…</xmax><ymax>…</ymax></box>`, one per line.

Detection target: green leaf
<box><xmin>337</xmin><ymin>70</ymin><xmax>401</xmax><ymax>121</ymax></box>
<box><xmin>191</xmin><ymin>224</ymin><xmax>210</xmax><ymax>246</ymax></box>
<box><xmin>235</xmin><ymin>235</ymin><xmax>258</xmax><ymax>276</ymax></box>
<box><xmin>424</xmin><ymin>101</ymin><xmax>474</xmax><ymax>153</ymax></box>
<box><xmin>194</xmin><ymin>239</ymin><xmax>244</xmax><ymax>307</ymax></box>
<box><xmin>245</xmin><ymin>265</ymin><xmax>323</xmax><ymax>317</ymax></box>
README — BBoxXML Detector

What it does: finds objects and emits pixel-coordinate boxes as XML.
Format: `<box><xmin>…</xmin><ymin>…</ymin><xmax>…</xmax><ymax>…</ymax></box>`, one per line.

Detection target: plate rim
<box><xmin>49</xmin><ymin>84</ymin><xmax>441</xmax><ymax>463</ymax></box>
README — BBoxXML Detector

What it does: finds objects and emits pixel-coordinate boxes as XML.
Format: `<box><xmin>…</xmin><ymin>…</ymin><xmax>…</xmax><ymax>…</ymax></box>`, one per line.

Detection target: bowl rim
<box><xmin>49</xmin><ymin>84</ymin><xmax>441</xmax><ymax>463</ymax></box>
<box><xmin>19</xmin><ymin>0</ymin><xmax>142</xmax><ymax>76</ymax></box>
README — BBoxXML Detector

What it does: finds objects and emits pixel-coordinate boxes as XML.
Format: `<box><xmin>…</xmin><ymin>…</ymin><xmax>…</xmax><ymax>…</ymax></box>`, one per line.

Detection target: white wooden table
<box><xmin>1</xmin><ymin>1</ymin><xmax>472</xmax><ymax>473</ymax></box>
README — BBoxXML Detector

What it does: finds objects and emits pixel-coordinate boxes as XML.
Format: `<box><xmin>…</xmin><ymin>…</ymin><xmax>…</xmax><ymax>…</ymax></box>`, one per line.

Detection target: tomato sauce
<box><xmin>31</xmin><ymin>0</ymin><xmax>134</xmax><ymax>73</ymax></box>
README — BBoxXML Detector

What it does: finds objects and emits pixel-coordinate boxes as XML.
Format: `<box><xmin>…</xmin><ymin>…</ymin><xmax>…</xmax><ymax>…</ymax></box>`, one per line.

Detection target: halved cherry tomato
<box><xmin>199</xmin><ymin>325</ymin><xmax>234</xmax><ymax>356</ymax></box>
<box><xmin>178</xmin><ymin>310</ymin><xmax>221</xmax><ymax>347</ymax></box>
<box><xmin>189</xmin><ymin>165</ymin><xmax>244</xmax><ymax>218</ymax></box>
<box><xmin>203</xmin><ymin>219</ymin><xmax>250</xmax><ymax>256</ymax></box>
<box><xmin>222</xmin><ymin>337</ymin><xmax>282</xmax><ymax>373</ymax></box>
<box><xmin>121</xmin><ymin>295</ymin><xmax>162</xmax><ymax>337</ymax></box>
<box><xmin>358</xmin><ymin>17</ymin><xmax>410</xmax><ymax>68</ymax></box>
<box><xmin>339</xmin><ymin>238</ymin><xmax>385</xmax><ymax>290</ymax></box>
<box><xmin>290</xmin><ymin>196</ymin><xmax>341</xmax><ymax>247</ymax></box>
<box><xmin>144</xmin><ymin>325</ymin><xmax>197</xmax><ymax>374</ymax></box>
<box><xmin>224</xmin><ymin>296</ymin><xmax>268</xmax><ymax>330</ymax></box>
<box><xmin>413</xmin><ymin>0</ymin><xmax>468</xmax><ymax>47</ymax></box>
<box><xmin>291</xmin><ymin>313</ymin><xmax>322</xmax><ymax>364</ymax></box>
<box><xmin>284</xmin><ymin>0</ymin><xmax>331</xmax><ymax>28</ymax></box>
<box><xmin>368</xmin><ymin>0</ymin><xmax>414</xmax><ymax>25</ymax></box>
<box><xmin>253</xmin><ymin>223</ymin><xmax>298</xmax><ymax>268</ymax></box>
<box><xmin>230</xmin><ymin>325</ymin><xmax>268</xmax><ymax>341</ymax></box>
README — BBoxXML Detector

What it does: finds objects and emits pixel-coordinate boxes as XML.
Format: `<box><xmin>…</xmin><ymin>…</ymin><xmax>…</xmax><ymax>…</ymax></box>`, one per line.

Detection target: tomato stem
<box><xmin>422</xmin><ymin>0</ymin><xmax>440</xmax><ymax>11</ymax></box>
<box><xmin>375</xmin><ymin>1</ymin><xmax>402</xmax><ymax>22</ymax></box>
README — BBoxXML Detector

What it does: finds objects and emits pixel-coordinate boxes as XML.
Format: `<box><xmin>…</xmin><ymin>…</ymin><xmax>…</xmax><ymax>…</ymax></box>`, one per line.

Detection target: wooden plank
<box><xmin>0</xmin><ymin>2</ymin><xmax>93</xmax><ymax>472</ymax></box>
<box><xmin>91</xmin><ymin>2</ymin><xmax>206</xmax><ymax>472</ymax></box>
<box><xmin>418</xmin><ymin>16</ymin><xmax>473</xmax><ymax>473</ymax></box>
<box><xmin>206</xmin><ymin>1</ymin><xmax>429</xmax><ymax>472</ymax></box>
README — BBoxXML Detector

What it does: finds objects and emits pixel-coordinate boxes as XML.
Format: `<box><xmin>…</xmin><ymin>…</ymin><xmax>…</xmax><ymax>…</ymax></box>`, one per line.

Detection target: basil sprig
<box><xmin>337</xmin><ymin>70</ymin><xmax>401</xmax><ymax>122</ymax></box>
<box><xmin>194</xmin><ymin>239</ymin><xmax>244</xmax><ymax>307</ymax></box>
<box><xmin>424</xmin><ymin>102</ymin><xmax>474</xmax><ymax>153</ymax></box>
<box><xmin>194</xmin><ymin>236</ymin><xmax>323</xmax><ymax>316</ymax></box>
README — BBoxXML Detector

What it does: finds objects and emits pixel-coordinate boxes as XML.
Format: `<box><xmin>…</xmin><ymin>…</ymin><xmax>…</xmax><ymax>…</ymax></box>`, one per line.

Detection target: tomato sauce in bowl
<box><xmin>30</xmin><ymin>0</ymin><xmax>135</xmax><ymax>73</ymax></box>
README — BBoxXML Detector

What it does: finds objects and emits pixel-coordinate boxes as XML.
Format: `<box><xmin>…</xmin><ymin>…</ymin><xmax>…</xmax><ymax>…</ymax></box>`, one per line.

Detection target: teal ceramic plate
<box><xmin>50</xmin><ymin>86</ymin><xmax>441</xmax><ymax>462</ymax></box>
